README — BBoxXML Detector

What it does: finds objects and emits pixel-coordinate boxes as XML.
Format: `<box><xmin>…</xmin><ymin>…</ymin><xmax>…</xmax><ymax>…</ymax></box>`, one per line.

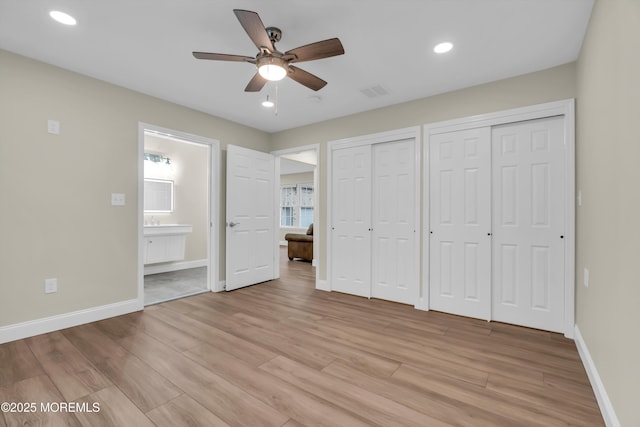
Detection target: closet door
<box><xmin>429</xmin><ymin>128</ymin><xmax>492</xmax><ymax>320</ymax></box>
<box><xmin>331</xmin><ymin>145</ymin><xmax>372</xmax><ymax>297</ymax></box>
<box><xmin>492</xmin><ymin>116</ymin><xmax>565</xmax><ymax>332</ymax></box>
<box><xmin>371</xmin><ymin>139</ymin><xmax>416</xmax><ymax>305</ymax></box>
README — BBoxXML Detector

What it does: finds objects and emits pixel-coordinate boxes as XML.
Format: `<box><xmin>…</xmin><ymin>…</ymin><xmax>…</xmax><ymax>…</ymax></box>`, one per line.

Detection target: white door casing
<box><xmin>330</xmin><ymin>145</ymin><xmax>372</xmax><ymax>297</ymax></box>
<box><xmin>491</xmin><ymin>116</ymin><xmax>565</xmax><ymax>332</ymax></box>
<box><xmin>371</xmin><ymin>139</ymin><xmax>417</xmax><ymax>304</ymax></box>
<box><xmin>429</xmin><ymin>127</ymin><xmax>492</xmax><ymax>320</ymax></box>
<box><xmin>226</xmin><ymin>144</ymin><xmax>276</xmax><ymax>291</ymax></box>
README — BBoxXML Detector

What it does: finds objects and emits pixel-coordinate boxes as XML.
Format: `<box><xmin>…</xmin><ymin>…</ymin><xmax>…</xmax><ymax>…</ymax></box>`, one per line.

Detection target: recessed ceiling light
<box><xmin>433</xmin><ymin>42</ymin><xmax>453</xmax><ymax>54</ymax></box>
<box><xmin>49</xmin><ymin>11</ymin><xmax>77</xmax><ymax>26</ymax></box>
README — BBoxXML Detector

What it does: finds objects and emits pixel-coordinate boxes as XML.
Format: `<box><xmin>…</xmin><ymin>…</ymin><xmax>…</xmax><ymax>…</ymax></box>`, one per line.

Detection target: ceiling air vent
<box><xmin>359</xmin><ymin>85</ymin><xmax>389</xmax><ymax>98</ymax></box>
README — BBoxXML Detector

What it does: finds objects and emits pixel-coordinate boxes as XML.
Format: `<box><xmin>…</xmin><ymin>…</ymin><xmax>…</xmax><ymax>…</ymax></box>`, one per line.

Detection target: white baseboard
<box><xmin>144</xmin><ymin>259</ymin><xmax>207</xmax><ymax>275</ymax></box>
<box><xmin>312</xmin><ymin>258</ymin><xmax>317</xmax><ymax>267</ymax></box>
<box><xmin>316</xmin><ymin>279</ymin><xmax>330</xmax><ymax>292</ymax></box>
<box><xmin>0</xmin><ymin>298</ymin><xmax>142</xmax><ymax>344</ymax></box>
<box><xmin>213</xmin><ymin>280</ymin><xmax>225</xmax><ymax>292</ymax></box>
<box><xmin>574</xmin><ymin>325</ymin><xmax>620</xmax><ymax>427</ymax></box>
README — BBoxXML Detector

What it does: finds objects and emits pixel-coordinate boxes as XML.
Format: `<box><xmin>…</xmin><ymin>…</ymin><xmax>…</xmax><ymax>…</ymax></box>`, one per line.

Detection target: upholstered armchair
<box><xmin>284</xmin><ymin>224</ymin><xmax>313</xmax><ymax>261</ymax></box>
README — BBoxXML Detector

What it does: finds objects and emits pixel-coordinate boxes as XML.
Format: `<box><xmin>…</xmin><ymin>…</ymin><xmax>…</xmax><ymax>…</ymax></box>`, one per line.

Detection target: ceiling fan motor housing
<box><xmin>265</xmin><ymin>27</ymin><xmax>282</xmax><ymax>44</ymax></box>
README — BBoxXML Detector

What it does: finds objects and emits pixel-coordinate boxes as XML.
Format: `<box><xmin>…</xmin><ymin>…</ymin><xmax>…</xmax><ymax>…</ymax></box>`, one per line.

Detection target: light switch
<box><xmin>111</xmin><ymin>193</ymin><xmax>126</xmax><ymax>206</ymax></box>
<box><xmin>577</xmin><ymin>190</ymin><xmax>582</xmax><ymax>207</ymax></box>
<box><xmin>47</xmin><ymin>120</ymin><xmax>60</xmax><ymax>135</ymax></box>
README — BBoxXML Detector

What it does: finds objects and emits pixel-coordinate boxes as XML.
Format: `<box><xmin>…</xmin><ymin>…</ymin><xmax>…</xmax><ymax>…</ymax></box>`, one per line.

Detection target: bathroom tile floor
<box><xmin>144</xmin><ymin>267</ymin><xmax>208</xmax><ymax>305</ymax></box>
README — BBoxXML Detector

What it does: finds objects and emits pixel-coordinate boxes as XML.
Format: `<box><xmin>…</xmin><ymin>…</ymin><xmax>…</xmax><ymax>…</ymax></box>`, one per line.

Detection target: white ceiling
<box><xmin>0</xmin><ymin>1</ymin><xmax>594</xmax><ymax>133</ymax></box>
<box><xmin>280</xmin><ymin>157</ymin><xmax>315</xmax><ymax>175</ymax></box>
<box><xmin>280</xmin><ymin>150</ymin><xmax>317</xmax><ymax>175</ymax></box>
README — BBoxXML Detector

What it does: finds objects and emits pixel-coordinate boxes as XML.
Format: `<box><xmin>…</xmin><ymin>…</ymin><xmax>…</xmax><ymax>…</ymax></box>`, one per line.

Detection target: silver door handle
<box><xmin>228</xmin><ymin>221</ymin><xmax>239</xmax><ymax>227</ymax></box>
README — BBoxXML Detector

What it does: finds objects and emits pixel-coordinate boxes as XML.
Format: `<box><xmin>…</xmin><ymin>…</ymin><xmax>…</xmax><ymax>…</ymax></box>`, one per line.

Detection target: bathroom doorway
<box><xmin>138</xmin><ymin>123</ymin><xmax>220</xmax><ymax>306</ymax></box>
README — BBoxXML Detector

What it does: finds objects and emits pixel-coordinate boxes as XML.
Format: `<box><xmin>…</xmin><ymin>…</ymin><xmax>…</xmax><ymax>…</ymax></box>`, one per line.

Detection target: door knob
<box><xmin>228</xmin><ymin>221</ymin><xmax>239</xmax><ymax>227</ymax></box>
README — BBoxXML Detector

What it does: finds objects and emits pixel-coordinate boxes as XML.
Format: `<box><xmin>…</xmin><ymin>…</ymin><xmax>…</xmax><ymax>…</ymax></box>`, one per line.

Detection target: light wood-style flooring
<box><xmin>0</xmin><ymin>252</ymin><xmax>604</xmax><ymax>426</ymax></box>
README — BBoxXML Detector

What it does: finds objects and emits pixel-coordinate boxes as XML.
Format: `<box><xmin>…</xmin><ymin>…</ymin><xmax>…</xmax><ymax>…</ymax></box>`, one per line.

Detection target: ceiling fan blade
<box><xmin>287</xmin><ymin>66</ymin><xmax>327</xmax><ymax>91</ymax></box>
<box><xmin>285</xmin><ymin>38</ymin><xmax>344</xmax><ymax>63</ymax></box>
<box><xmin>245</xmin><ymin>73</ymin><xmax>268</xmax><ymax>92</ymax></box>
<box><xmin>192</xmin><ymin>52</ymin><xmax>254</xmax><ymax>62</ymax></box>
<box><xmin>233</xmin><ymin>9</ymin><xmax>275</xmax><ymax>53</ymax></box>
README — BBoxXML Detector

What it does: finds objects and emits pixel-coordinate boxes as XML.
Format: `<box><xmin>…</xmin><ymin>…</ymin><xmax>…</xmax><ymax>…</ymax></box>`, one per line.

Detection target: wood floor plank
<box><xmin>542</xmin><ymin>371</ymin><xmax>599</xmax><ymax>401</ymax></box>
<box><xmin>185</xmin><ymin>343</ymin><xmax>374</xmax><ymax>427</ymax></box>
<box><xmin>233</xmin><ymin>312</ymin><xmax>402</xmax><ymax>377</ymax></box>
<box><xmin>0</xmin><ymin>375</ymin><xmax>81</xmax><ymax>427</ymax></box>
<box><xmin>0</xmin><ymin>340</ymin><xmax>44</xmax><ymax>387</ymax></box>
<box><xmin>0</xmin><ymin>249</ymin><xmax>603</xmax><ymax>426</ymax></box>
<box><xmin>260</xmin><ymin>355</ymin><xmax>454</xmax><ymax>427</ymax></box>
<box><xmin>486</xmin><ymin>373</ymin><xmax>605</xmax><ymax>425</ymax></box>
<box><xmin>118</xmin><ymin>332</ymin><xmax>289</xmax><ymax>427</ymax></box>
<box><xmin>26</xmin><ymin>332</ymin><xmax>111</xmax><ymax>401</ymax></box>
<box><xmin>74</xmin><ymin>385</ymin><xmax>155</xmax><ymax>427</ymax></box>
<box><xmin>63</xmin><ymin>322</ymin><xmax>185</xmax><ymax>412</ymax></box>
<box><xmin>98</xmin><ymin>311</ymin><xmax>202</xmax><ymax>352</ymax></box>
<box><xmin>289</xmin><ymin>315</ymin><xmax>491</xmax><ymax>386</ymax></box>
<box><xmin>391</xmin><ymin>364</ymin><xmax>582</xmax><ymax>427</ymax></box>
<box><xmin>322</xmin><ymin>360</ymin><xmax>522</xmax><ymax>427</ymax></box>
<box><xmin>92</xmin><ymin>354</ymin><xmax>183</xmax><ymax>413</ymax></box>
<box><xmin>147</xmin><ymin>307</ymin><xmax>279</xmax><ymax>366</ymax></box>
<box><xmin>62</xmin><ymin>324</ymin><xmax>130</xmax><ymax>362</ymax></box>
<box><xmin>185</xmin><ymin>308</ymin><xmax>336</xmax><ymax>370</ymax></box>
<box><xmin>281</xmin><ymin>420</ymin><xmax>306</xmax><ymax>427</ymax></box>
<box><xmin>146</xmin><ymin>394</ymin><xmax>230</xmax><ymax>427</ymax></box>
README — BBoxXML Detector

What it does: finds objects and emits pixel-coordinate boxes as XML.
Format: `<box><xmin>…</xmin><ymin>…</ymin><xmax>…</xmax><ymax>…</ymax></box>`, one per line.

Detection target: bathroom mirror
<box><xmin>144</xmin><ymin>179</ymin><xmax>174</xmax><ymax>212</ymax></box>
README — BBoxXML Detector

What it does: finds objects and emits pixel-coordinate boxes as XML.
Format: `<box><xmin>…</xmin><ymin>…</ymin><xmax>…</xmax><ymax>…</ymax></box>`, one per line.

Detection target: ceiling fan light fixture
<box><xmin>257</xmin><ymin>57</ymin><xmax>287</xmax><ymax>81</ymax></box>
<box><xmin>262</xmin><ymin>95</ymin><xmax>275</xmax><ymax>108</ymax></box>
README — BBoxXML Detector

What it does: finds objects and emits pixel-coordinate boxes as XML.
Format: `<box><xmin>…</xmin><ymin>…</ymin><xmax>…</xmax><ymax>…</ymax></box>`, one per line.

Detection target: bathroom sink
<box><xmin>143</xmin><ymin>224</ymin><xmax>192</xmax><ymax>236</ymax></box>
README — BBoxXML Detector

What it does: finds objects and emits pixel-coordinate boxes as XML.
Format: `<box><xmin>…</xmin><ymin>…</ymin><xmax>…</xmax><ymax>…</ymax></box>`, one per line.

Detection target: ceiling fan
<box><xmin>193</xmin><ymin>9</ymin><xmax>344</xmax><ymax>92</ymax></box>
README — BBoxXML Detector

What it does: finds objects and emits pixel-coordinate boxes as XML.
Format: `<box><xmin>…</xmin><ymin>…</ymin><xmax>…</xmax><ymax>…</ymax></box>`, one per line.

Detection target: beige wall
<box><xmin>279</xmin><ymin>172</ymin><xmax>314</xmax><ymax>241</ymax></box>
<box><xmin>0</xmin><ymin>49</ymin><xmax>269</xmax><ymax>327</ymax></box>
<box><xmin>575</xmin><ymin>0</ymin><xmax>640</xmax><ymax>425</ymax></box>
<box><xmin>270</xmin><ymin>63</ymin><xmax>577</xmax><ymax>280</ymax></box>
<box><xmin>144</xmin><ymin>134</ymin><xmax>208</xmax><ymax>263</ymax></box>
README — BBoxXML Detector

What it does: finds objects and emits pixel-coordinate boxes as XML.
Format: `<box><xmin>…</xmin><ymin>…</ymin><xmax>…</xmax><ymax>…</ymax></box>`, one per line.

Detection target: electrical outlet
<box><xmin>583</xmin><ymin>268</ymin><xmax>589</xmax><ymax>288</ymax></box>
<box><xmin>45</xmin><ymin>278</ymin><xmax>58</xmax><ymax>294</ymax></box>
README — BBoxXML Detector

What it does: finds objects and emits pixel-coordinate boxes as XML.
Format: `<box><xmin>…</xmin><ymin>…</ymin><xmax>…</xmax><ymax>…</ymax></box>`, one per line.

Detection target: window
<box><xmin>280</xmin><ymin>183</ymin><xmax>313</xmax><ymax>227</ymax></box>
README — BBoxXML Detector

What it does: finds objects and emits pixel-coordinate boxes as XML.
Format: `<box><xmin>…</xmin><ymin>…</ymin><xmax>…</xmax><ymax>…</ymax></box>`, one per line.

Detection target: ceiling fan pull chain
<box><xmin>275</xmin><ymin>83</ymin><xmax>279</xmax><ymax>116</ymax></box>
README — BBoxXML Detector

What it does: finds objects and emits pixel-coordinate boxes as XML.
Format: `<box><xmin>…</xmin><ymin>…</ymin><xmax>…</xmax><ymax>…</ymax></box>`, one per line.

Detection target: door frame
<box><xmin>326</xmin><ymin>126</ymin><xmax>421</xmax><ymax>304</ymax></box>
<box><xmin>271</xmin><ymin>144</ymin><xmax>321</xmax><ymax>286</ymax></box>
<box><xmin>137</xmin><ymin>122</ymin><xmax>221</xmax><ymax>306</ymax></box>
<box><xmin>421</xmin><ymin>99</ymin><xmax>576</xmax><ymax>337</ymax></box>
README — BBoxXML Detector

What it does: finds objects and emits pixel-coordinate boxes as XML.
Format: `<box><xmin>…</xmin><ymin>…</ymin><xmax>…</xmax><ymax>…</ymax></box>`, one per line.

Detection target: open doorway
<box><xmin>138</xmin><ymin>124</ymin><xmax>220</xmax><ymax>306</ymax></box>
<box><xmin>273</xmin><ymin>145</ymin><xmax>320</xmax><ymax>284</ymax></box>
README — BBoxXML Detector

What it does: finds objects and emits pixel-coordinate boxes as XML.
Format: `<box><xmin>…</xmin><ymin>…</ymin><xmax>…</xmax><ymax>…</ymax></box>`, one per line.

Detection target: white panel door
<box><xmin>371</xmin><ymin>139</ymin><xmax>416</xmax><ymax>304</ymax></box>
<box><xmin>331</xmin><ymin>145</ymin><xmax>371</xmax><ymax>297</ymax></box>
<box><xmin>492</xmin><ymin>116</ymin><xmax>565</xmax><ymax>332</ymax></box>
<box><xmin>226</xmin><ymin>144</ymin><xmax>275</xmax><ymax>291</ymax></box>
<box><xmin>429</xmin><ymin>128</ymin><xmax>492</xmax><ymax>320</ymax></box>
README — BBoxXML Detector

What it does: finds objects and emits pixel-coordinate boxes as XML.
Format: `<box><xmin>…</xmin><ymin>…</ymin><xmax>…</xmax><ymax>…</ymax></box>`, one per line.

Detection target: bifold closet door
<box><xmin>491</xmin><ymin>116</ymin><xmax>565</xmax><ymax>333</ymax></box>
<box><xmin>429</xmin><ymin>128</ymin><xmax>492</xmax><ymax>320</ymax></box>
<box><xmin>371</xmin><ymin>139</ymin><xmax>416</xmax><ymax>305</ymax></box>
<box><xmin>331</xmin><ymin>145</ymin><xmax>372</xmax><ymax>297</ymax></box>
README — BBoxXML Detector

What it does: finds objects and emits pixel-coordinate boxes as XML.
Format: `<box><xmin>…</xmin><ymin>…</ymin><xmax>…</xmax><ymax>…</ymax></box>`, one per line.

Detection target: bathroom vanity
<box><xmin>143</xmin><ymin>224</ymin><xmax>192</xmax><ymax>264</ymax></box>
